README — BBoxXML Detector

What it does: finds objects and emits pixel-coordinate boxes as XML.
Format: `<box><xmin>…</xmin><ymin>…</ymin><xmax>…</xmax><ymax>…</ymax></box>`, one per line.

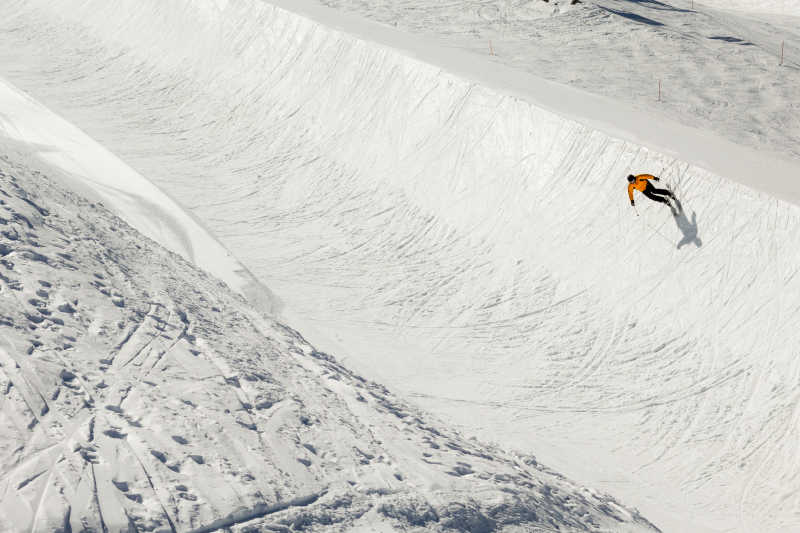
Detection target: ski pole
<box><xmin>633</xmin><ymin>205</ymin><xmax>640</xmax><ymax>217</ymax></box>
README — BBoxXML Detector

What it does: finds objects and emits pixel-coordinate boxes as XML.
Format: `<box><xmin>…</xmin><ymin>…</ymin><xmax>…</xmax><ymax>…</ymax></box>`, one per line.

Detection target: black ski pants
<box><xmin>642</xmin><ymin>182</ymin><xmax>674</xmax><ymax>205</ymax></box>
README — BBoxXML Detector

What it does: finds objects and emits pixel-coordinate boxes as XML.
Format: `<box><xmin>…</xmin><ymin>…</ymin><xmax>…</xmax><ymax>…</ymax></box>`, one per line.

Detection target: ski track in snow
<box><xmin>1</xmin><ymin>0</ymin><xmax>799</xmax><ymax>532</ymax></box>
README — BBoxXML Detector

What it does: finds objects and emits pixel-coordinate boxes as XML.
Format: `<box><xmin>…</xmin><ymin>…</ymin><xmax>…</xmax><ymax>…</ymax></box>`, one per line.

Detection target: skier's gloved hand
<box><xmin>654</xmin><ymin>177</ymin><xmax>661</xmax><ymax>181</ymax></box>
<box><xmin>630</xmin><ymin>200</ymin><xmax>635</xmax><ymax>207</ymax></box>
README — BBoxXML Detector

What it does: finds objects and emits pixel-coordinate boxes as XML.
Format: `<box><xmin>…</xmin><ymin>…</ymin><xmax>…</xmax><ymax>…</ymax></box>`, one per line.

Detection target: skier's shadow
<box><xmin>670</xmin><ymin>198</ymin><xmax>702</xmax><ymax>249</ymax></box>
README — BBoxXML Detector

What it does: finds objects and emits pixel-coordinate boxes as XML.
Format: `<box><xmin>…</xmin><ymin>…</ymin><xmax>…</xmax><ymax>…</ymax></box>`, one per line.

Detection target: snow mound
<box><xmin>0</xmin><ymin>79</ymin><xmax>279</xmax><ymax>317</ymax></box>
<box><xmin>0</xmin><ymin>149</ymin><xmax>657</xmax><ymax>532</ymax></box>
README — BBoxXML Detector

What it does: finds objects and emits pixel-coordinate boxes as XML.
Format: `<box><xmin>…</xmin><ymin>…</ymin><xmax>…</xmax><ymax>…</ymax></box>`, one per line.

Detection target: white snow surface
<box><xmin>0</xmin><ymin>79</ymin><xmax>278</xmax><ymax>317</ymax></box>
<box><xmin>0</xmin><ymin>149</ymin><xmax>657</xmax><ymax>532</ymax></box>
<box><xmin>305</xmin><ymin>0</ymin><xmax>800</xmax><ymax>171</ymax></box>
<box><xmin>2</xmin><ymin>0</ymin><xmax>800</xmax><ymax>532</ymax></box>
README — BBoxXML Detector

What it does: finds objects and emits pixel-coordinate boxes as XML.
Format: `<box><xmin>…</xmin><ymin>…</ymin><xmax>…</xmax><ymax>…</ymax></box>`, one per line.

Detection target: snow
<box><xmin>2</xmin><ymin>0</ymin><xmax>800</xmax><ymax>532</ymax></box>
<box><xmin>268</xmin><ymin>0</ymin><xmax>800</xmax><ymax>206</ymax></box>
<box><xmin>698</xmin><ymin>0</ymin><xmax>800</xmax><ymax>17</ymax></box>
<box><xmin>305</xmin><ymin>0</ymin><xmax>800</xmax><ymax>171</ymax></box>
<box><xmin>0</xmin><ymin>78</ymin><xmax>278</xmax><ymax>316</ymax></box>
<box><xmin>0</xmin><ymin>147</ymin><xmax>656</xmax><ymax>531</ymax></box>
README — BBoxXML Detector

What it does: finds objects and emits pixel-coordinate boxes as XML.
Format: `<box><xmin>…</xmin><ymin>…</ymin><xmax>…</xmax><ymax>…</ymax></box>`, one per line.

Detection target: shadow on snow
<box><xmin>617</xmin><ymin>0</ymin><xmax>695</xmax><ymax>13</ymax></box>
<box><xmin>670</xmin><ymin>197</ymin><xmax>702</xmax><ymax>249</ymax></box>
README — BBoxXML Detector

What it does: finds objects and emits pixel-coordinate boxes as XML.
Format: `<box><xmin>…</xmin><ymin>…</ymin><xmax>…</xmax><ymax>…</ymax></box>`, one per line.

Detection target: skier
<box><xmin>627</xmin><ymin>174</ymin><xmax>675</xmax><ymax>211</ymax></box>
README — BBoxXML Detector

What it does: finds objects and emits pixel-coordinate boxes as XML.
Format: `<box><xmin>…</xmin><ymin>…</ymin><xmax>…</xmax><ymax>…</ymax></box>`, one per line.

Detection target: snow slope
<box><xmin>2</xmin><ymin>0</ymin><xmax>800</xmax><ymax>532</ymax></box>
<box><xmin>0</xmin><ymin>144</ymin><xmax>657</xmax><ymax>532</ymax></box>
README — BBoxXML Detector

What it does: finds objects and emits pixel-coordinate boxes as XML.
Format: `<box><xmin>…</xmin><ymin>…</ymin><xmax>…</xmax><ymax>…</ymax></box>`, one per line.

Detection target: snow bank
<box><xmin>3</xmin><ymin>0</ymin><xmax>800</xmax><ymax>531</ymax></box>
<box><xmin>0</xmin><ymin>78</ymin><xmax>279</xmax><ymax>315</ymax></box>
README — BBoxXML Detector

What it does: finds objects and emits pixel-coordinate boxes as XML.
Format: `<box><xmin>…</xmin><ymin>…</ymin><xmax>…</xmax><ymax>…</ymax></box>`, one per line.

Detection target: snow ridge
<box><xmin>0</xmin><ymin>78</ymin><xmax>280</xmax><ymax>317</ymax></box>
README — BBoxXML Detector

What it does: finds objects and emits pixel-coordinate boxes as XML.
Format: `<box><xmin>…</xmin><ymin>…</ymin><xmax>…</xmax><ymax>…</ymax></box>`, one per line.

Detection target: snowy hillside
<box><xmin>2</xmin><ymin>0</ymin><xmax>800</xmax><ymax>532</ymax></box>
<box><xmin>0</xmin><ymin>145</ymin><xmax>657</xmax><ymax>532</ymax></box>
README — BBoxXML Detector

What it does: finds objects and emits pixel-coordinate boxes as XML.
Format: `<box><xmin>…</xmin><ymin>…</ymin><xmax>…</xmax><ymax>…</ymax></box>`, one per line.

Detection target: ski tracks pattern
<box><xmin>0</xmin><ymin>145</ymin><xmax>659</xmax><ymax>532</ymax></box>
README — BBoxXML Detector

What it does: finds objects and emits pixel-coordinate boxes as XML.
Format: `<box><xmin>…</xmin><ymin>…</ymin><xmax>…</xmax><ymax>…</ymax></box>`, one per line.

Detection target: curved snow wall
<box><xmin>2</xmin><ymin>1</ymin><xmax>800</xmax><ymax>531</ymax></box>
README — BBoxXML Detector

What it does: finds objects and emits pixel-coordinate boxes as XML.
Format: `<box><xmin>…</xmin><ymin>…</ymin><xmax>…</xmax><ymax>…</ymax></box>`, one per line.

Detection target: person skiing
<box><xmin>627</xmin><ymin>174</ymin><xmax>675</xmax><ymax>210</ymax></box>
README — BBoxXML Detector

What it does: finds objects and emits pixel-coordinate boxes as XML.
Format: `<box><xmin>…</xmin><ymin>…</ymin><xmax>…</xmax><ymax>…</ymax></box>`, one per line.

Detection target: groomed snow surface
<box><xmin>2</xmin><ymin>0</ymin><xmax>800</xmax><ymax>532</ymax></box>
<box><xmin>0</xmin><ymin>150</ymin><xmax>657</xmax><ymax>532</ymax></box>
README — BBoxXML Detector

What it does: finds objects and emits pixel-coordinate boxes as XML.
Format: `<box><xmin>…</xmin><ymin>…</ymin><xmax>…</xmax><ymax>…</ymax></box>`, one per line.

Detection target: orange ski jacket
<box><xmin>628</xmin><ymin>174</ymin><xmax>657</xmax><ymax>205</ymax></box>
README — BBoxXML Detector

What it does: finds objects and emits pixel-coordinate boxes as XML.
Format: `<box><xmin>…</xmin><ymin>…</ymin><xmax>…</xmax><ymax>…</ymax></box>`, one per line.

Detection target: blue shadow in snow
<box><xmin>620</xmin><ymin>0</ymin><xmax>694</xmax><ymax>13</ymax></box>
<box><xmin>599</xmin><ymin>7</ymin><xmax>665</xmax><ymax>26</ymax></box>
<box><xmin>670</xmin><ymin>198</ymin><xmax>702</xmax><ymax>249</ymax></box>
<box><xmin>708</xmin><ymin>36</ymin><xmax>754</xmax><ymax>45</ymax></box>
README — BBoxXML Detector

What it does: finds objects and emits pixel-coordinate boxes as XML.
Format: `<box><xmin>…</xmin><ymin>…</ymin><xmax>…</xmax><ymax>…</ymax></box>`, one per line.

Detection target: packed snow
<box><xmin>0</xmin><ymin>144</ymin><xmax>657</xmax><ymax>531</ymax></box>
<box><xmin>2</xmin><ymin>0</ymin><xmax>800</xmax><ymax>532</ymax></box>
